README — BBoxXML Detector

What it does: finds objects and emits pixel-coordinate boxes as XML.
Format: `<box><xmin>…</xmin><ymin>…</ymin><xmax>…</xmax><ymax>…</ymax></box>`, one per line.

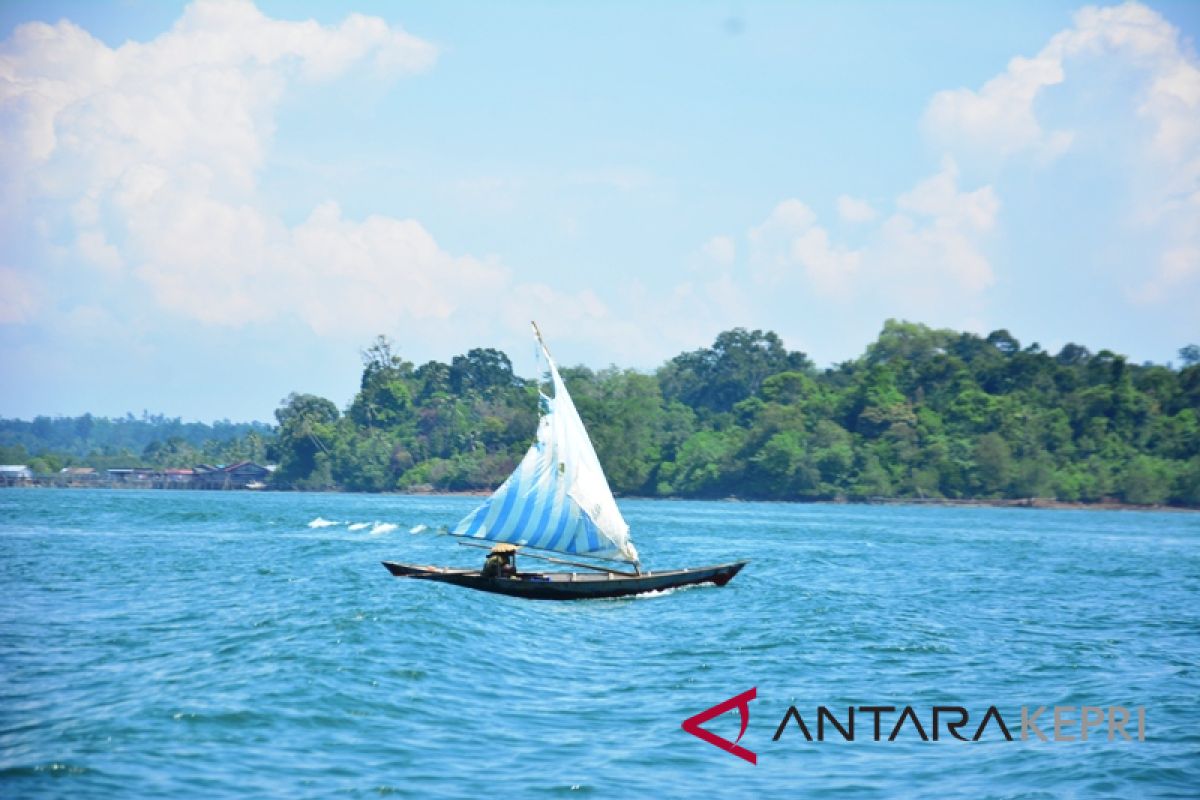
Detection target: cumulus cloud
<box><xmin>3</xmin><ymin>0</ymin><xmax>1193</xmax><ymax>383</ymax></box>
<box><xmin>836</xmin><ymin>194</ymin><xmax>877</xmax><ymax>223</ymax></box>
<box><xmin>922</xmin><ymin>1</ymin><xmax>1199</xmax><ymax>307</ymax></box>
<box><xmin>0</xmin><ymin>267</ymin><xmax>40</xmax><ymax>324</ymax></box>
<box><xmin>497</xmin><ymin>283</ymin><xmax>650</xmax><ymax>361</ymax></box>
<box><xmin>748</xmin><ymin>200</ymin><xmax>862</xmax><ymax>297</ymax></box>
<box><xmin>748</xmin><ymin>200</ymin><xmax>820</xmax><ymax>282</ymax></box>
<box><xmin>740</xmin><ymin>158</ymin><xmax>997</xmax><ymax>313</ymax></box>
<box><xmin>895</xmin><ymin>157</ymin><xmax>998</xmax><ymax>235</ymax></box>
<box><xmin>877</xmin><ymin>163</ymin><xmax>998</xmax><ymax>301</ymax></box>
<box><xmin>123</xmin><ymin>193</ymin><xmax>509</xmax><ymax>335</ymax></box>
<box><xmin>923</xmin><ymin>49</ymin><xmax>1073</xmax><ymax>160</ymax></box>
<box><xmin>701</xmin><ymin>235</ymin><xmax>736</xmax><ymax>266</ymax></box>
<box><xmin>691</xmin><ymin>2</ymin><xmax>1194</xmax><ymax>358</ymax></box>
<box><xmin>923</xmin><ymin>1</ymin><xmax>1196</xmax><ymax>162</ymax></box>
<box><xmin>1131</xmin><ymin>245</ymin><xmax>1200</xmax><ymax>305</ymax></box>
<box><xmin>75</xmin><ymin>229</ymin><xmax>124</xmax><ymax>275</ymax></box>
<box><xmin>0</xmin><ymin>0</ymin><xmax>713</xmax><ymax>376</ymax></box>
<box><xmin>0</xmin><ymin>0</ymin><xmax>458</xmax><ymax>337</ymax></box>
<box><xmin>1</xmin><ymin>1</ymin><xmax>435</xmax><ymax>192</ymax></box>
<box><xmin>616</xmin><ymin>273</ymin><xmax>755</xmax><ymax>360</ymax></box>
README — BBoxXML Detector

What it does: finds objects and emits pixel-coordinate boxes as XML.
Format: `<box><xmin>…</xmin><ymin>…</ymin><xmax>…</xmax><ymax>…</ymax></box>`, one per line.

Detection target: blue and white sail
<box><xmin>452</xmin><ymin>324</ymin><xmax>640</xmax><ymax>566</ymax></box>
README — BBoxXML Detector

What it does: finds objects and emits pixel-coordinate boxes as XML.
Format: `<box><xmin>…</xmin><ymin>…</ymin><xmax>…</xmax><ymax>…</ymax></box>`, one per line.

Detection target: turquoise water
<box><xmin>1</xmin><ymin>490</ymin><xmax>1197</xmax><ymax>798</ymax></box>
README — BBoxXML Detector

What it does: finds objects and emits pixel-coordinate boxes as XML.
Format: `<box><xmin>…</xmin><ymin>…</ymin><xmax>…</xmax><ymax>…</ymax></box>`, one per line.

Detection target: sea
<box><xmin>1</xmin><ymin>489</ymin><xmax>1197</xmax><ymax>798</ymax></box>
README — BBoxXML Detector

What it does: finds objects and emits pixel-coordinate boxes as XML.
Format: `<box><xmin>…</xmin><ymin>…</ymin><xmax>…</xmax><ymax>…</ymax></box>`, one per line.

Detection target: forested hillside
<box><xmin>4</xmin><ymin>323</ymin><xmax>1196</xmax><ymax>505</ymax></box>
<box><xmin>0</xmin><ymin>414</ymin><xmax>272</xmax><ymax>473</ymax></box>
<box><xmin>267</xmin><ymin>323</ymin><xmax>1200</xmax><ymax>506</ymax></box>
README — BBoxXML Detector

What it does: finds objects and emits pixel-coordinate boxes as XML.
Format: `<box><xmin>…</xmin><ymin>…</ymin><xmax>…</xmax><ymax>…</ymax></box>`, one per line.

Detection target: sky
<box><xmin>0</xmin><ymin>0</ymin><xmax>1197</xmax><ymax>422</ymax></box>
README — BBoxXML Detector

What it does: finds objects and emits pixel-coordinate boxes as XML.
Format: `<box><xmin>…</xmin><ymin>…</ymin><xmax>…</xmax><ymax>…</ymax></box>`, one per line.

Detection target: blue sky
<box><xmin>1</xmin><ymin>0</ymin><xmax>1197</xmax><ymax>421</ymax></box>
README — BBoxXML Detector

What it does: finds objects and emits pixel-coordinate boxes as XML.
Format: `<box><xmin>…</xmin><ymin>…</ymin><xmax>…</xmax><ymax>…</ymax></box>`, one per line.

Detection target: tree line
<box><xmin>0</xmin><ymin>413</ymin><xmax>271</xmax><ymax>474</ymax></box>
<box><xmin>270</xmin><ymin>322</ymin><xmax>1200</xmax><ymax>507</ymax></box>
<box><xmin>4</xmin><ymin>322</ymin><xmax>1198</xmax><ymax>507</ymax></box>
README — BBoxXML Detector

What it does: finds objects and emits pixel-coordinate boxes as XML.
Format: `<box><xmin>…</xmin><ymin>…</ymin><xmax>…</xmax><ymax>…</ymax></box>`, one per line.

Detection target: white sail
<box><xmin>452</xmin><ymin>325</ymin><xmax>640</xmax><ymax>565</ymax></box>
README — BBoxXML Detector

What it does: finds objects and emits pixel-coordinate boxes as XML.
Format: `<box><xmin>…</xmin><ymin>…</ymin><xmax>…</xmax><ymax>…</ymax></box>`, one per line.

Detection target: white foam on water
<box><xmin>627</xmin><ymin>587</ymin><xmax>678</xmax><ymax>600</ymax></box>
<box><xmin>409</xmin><ymin>524</ymin><xmax>428</xmax><ymax>534</ymax></box>
<box><xmin>347</xmin><ymin>522</ymin><xmax>371</xmax><ymax>531</ymax></box>
<box><xmin>307</xmin><ymin>517</ymin><xmax>339</xmax><ymax>529</ymax></box>
<box><xmin>370</xmin><ymin>522</ymin><xmax>398</xmax><ymax>535</ymax></box>
<box><xmin>625</xmin><ymin>583</ymin><xmax>708</xmax><ymax>601</ymax></box>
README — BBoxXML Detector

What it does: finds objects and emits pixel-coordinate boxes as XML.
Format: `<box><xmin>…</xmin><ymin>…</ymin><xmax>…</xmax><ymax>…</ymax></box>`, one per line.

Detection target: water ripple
<box><xmin>1</xmin><ymin>490</ymin><xmax>1197</xmax><ymax>798</ymax></box>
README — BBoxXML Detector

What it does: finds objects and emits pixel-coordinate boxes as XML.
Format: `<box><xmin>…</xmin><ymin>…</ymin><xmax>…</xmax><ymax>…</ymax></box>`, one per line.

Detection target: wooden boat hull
<box><xmin>381</xmin><ymin>560</ymin><xmax>747</xmax><ymax>600</ymax></box>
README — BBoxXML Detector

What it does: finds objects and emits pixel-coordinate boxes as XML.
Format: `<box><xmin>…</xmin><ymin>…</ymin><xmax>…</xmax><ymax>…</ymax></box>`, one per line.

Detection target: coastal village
<box><xmin>0</xmin><ymin>462</ymin><xmax>275</xmax><ymax>490</ymax></box>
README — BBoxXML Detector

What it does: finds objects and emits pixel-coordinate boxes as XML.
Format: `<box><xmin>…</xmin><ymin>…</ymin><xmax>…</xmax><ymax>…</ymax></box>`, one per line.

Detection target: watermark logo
<box><xmin>681</xmin><ymin>687</ymin><xmax>758</xmax><ymax>764</ymax></box>
<box><xmin>682</xmin><ymin>689</ymin><xmax>1146</xmax><ymax>764</ymax></box>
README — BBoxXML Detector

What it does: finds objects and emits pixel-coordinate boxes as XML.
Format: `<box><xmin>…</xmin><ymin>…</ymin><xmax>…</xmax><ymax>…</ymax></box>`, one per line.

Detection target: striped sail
<box><xmin>452</xmin><ymin>325</ymin><xmax>640</xmax><ymax>566</ymax></box>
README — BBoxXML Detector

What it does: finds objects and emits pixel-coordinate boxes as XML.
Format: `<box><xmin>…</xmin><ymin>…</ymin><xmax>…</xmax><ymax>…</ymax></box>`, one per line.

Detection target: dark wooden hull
<box><xmin>381</xmin><ymin>560</ymin><xmax>747</xmax><ymax>600</ymax></box>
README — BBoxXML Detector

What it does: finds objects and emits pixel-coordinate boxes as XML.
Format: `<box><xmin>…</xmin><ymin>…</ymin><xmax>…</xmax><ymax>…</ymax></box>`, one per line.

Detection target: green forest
<box><xmin>0</xmin><ymin>414</ymin><xmax>271</xmax><ymax>474</ymax></box>
<box><xmin>5</xmin><ymin>321</ymin><xmax>1200</xmax><ymax>507</ymax></box>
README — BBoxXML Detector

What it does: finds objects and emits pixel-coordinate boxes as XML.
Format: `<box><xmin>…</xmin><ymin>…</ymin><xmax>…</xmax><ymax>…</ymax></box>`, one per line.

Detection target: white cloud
<box><xmin>836</xmin><ymin>194</ymin><xmax>877</xmax><ymax>223</ymax></box>
<box><xmin>2</xmin><ymin>0</ymin><xmax>1192</xmax><ymax>386</ymax></box>
<box><xmin>751</xmin><ymin>198</ymin><xmax>817</xmax><ymax>238</ymax></box>
<box><xmin>875</xmin><ymin>213</ymin><xmax>994</xmax><ymax>298</ymax></box>
<box><xmin>748</xmin><ymin>199</ymin><xmax>829</xmax><ymax>286</ymax></box>
<box><xmin>742</xmin><ymin>158</ymin><xmax>997</xmax><ymax>310</ymax></box>
<box><xmin>75</xmin><ymin>230</ymin><xmax>124</xmax><ymax>275</ymax></box>
<box><xmin>896</xmin><ymin>157</ymin><xmax>998</xmax><ymax>234</ymax></box>
<box><xmin>787</xmin><ymin>224</ymin><xmax>863</xmax><ymax>298</ymax></box>
<box><xmin>1131</xmin><ymin>245</ymin><xmax>1200</xmax><ymax>305</ymax></box>
<box><xmin>285</xmin><ymin>203</ymin><xmax>509</xmax><ymax>335</ymax></box>
<box><xmin>871</xmin><ymin>158</ymin><xmax>999</xmax><ymax>303</ymax></box>
<box><xmin>701</xmin><ymin>235</ymin><xmax>736</xmax><ymax>266</ymax></box>
<box><xmin>118</xmin><ymin>184</ymin><xmax>510</xmax><ymax>336</ymax></box>
<box><xmin>0</xmin><ymin>0</ymin><xmax>447</xmax><ymax>336</ymax></box>
<box><xmin>748</xmin><ymin>199</ymin><xmax>861</xmax><ymax>297</ymax></box>
<box><xmin>922</xmin><ymin>1</ymin><xmax>1194</xmax><ymax>162</ymax></box>
<box><xmin>0</xmin><ymin>267</ymin><xmax>40</xmax><ymax>324</ymax></box>
<box><xmin>498</xmin><ymin>284</ymin><xmax>648</xmax><ymax>362</ymax></box>
<box><xmin>922</xmin><ymin>1</ymin><xmax>1198</xmax><ymax>311</ymax></box>
<box><xmin>924</xmin><ymin>50</ymin><xmax>1073</xmax><ymax>160</ymax></box>
<box><xmin>617</xmin><ymin>274</ymin><xmax>755</xmax><ymax>361</ymax></box>
<box><xmin>0</xmin><ymin>1</ymin><xmax>685</xmax><ymax>376</ymax></box>
<box><xmin>0</xmin><ymin>2</ymin><xmax>435</xmax><ymax>194</ymax></box>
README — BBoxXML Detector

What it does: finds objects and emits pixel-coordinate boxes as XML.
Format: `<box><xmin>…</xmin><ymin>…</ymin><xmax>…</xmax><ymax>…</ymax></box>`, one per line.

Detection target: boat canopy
<box><xmin>452</xmin><ymin>324</ymin><xmax>640</xmax><ymax>566</ymax></box>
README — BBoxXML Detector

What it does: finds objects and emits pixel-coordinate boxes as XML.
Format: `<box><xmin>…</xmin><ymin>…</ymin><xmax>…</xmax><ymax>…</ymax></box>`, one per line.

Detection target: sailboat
<box><xmin>382</xmin><ymin>323</ymin><xmax>747</xmax><ymax>600</ymax></box>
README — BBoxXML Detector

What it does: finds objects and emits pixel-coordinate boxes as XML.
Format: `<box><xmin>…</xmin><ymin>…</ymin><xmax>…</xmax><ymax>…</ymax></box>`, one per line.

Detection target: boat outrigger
<box><xmin>382</xmin><ymin>322</ymin><xmax>747</xmax><ymax>600</ymax></box>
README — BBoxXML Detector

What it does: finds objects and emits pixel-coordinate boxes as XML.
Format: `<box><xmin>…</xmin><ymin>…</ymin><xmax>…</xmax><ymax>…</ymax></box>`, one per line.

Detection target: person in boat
<box><xmin>481</xmin><ymin>543</ymin><xmax>518</xmax><ymax>579</ymax></box>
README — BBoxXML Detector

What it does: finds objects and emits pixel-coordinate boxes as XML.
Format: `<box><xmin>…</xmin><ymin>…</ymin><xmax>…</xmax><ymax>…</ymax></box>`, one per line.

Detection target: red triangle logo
<box><xmin>681</xmin><ymin>687</ymin><xmax>758</xmax><ymax>764</ymax></box>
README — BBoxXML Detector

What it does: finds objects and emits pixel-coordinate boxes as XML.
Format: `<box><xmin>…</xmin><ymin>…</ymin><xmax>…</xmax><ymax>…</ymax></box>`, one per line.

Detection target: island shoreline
<box><xmin>7</xmin><ymin>483</ymin><xmax>1193</xmax><ymax>512</ymax></box>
